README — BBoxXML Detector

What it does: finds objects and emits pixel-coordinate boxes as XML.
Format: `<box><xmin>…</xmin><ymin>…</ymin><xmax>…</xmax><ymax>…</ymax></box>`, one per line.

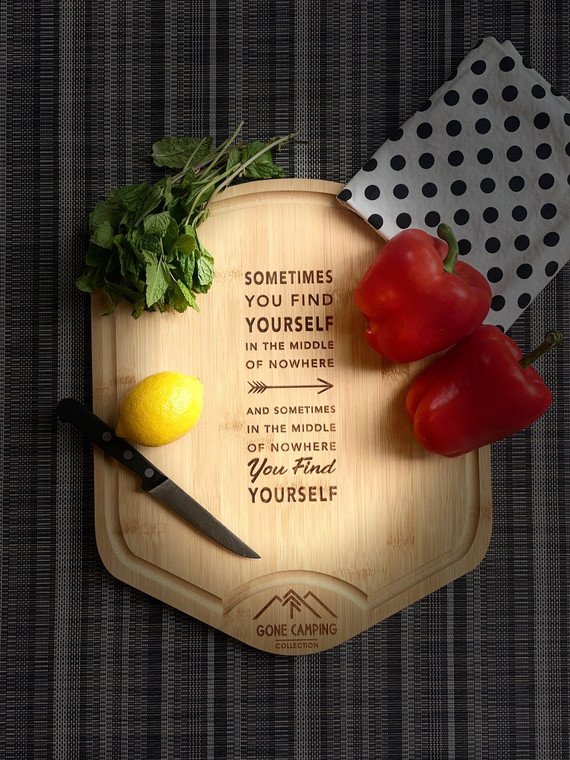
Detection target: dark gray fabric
<box><xmin>1</xmin><ymin>1</ymin><xmax>569</xmax><ymax>757</ymax></box>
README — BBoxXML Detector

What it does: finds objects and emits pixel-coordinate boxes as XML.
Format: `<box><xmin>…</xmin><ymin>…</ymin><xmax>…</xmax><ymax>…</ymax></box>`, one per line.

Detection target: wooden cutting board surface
<box><xmin>92</xmin><ymin>178</ymin><xmax>492</xmax><ymax>655</ymax></box>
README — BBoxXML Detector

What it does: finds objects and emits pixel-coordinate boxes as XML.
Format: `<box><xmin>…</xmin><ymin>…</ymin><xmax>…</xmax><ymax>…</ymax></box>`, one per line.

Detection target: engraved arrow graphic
<box><xmin>248</xmin><ymin>377</ymin><xmax>333</xmax><ymax>395</ymax></box>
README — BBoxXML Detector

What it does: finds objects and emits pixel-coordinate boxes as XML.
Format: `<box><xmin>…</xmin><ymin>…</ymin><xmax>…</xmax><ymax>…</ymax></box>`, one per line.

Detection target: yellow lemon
<box><xmin>115</xmin><ymin>371</ymin><xmax>203</xmax><ymax>447</ymax></box>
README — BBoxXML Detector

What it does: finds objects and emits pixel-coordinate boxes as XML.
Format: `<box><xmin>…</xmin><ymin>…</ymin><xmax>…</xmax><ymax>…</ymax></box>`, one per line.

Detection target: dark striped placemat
<box><xmin>1</xmin><ymin>2</ymin><xmax>569</xmax><ymax>758</ymax></box>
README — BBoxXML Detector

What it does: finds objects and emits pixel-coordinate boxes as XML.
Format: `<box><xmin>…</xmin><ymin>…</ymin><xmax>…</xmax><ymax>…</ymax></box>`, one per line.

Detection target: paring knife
<box><xmin>57</xmin><ymin>398</ymin><xmax>260</xmax><ymax>559</ymax></box>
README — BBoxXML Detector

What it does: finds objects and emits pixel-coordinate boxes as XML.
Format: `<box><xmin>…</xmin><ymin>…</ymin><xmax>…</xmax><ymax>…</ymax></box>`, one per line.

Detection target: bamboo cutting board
<box><xmin>92</xmin><ymin>178</ymin><xmax>492</xmax><ymax>655</ymax></box>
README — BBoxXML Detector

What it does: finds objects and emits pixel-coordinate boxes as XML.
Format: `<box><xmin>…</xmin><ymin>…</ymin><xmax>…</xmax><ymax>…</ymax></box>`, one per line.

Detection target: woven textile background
<box><xmin>1</xmin><ymin>1</ymin><xmax>569</xmax><ymax>758</ymax></box>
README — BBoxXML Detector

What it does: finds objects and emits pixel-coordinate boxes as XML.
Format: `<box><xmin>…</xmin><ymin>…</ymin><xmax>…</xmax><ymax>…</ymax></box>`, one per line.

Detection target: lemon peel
<box><xmin>115</xmin><ymin>371</ymin><xmax>203</xmax><ymax>447</ymax></box>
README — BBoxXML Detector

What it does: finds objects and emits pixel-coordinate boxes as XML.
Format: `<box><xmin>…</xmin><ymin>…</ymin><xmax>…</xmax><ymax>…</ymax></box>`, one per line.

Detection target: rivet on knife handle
<box><xmin>56</xmin><ymin>397</ymin><xmax>166</xmax><ymax>490</ymax></box>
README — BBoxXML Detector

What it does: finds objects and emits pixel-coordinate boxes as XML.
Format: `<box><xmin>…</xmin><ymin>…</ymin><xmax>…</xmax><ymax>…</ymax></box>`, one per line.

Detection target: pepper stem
<box><xmin>437</xmin><ymin>223</ymin><xmax>459</xmax><ymax>274</ymax></box>
<box><xmin>519</xmin><ymin>330</ymin><xmax>563</xmax><ymax>369</ymax></box>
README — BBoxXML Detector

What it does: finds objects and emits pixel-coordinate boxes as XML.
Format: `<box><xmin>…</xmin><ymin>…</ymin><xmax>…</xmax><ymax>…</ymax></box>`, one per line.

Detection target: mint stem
<box><xmin>205</xmin><ymin>132</ymin><xmax>297</xmax><ymax>210</ymax></box>
<box><xmin>182</xmin><ymin>130</ymin><xmax>297</xmax><ymax>227</ymax></box>
<box><xmin>519</xmin><ymin>330</ymin><xmax>563</xmax><ymax>369</ymax></box>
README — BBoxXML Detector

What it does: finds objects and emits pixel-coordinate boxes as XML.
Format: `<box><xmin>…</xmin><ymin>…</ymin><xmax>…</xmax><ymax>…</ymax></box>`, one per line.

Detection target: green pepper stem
<box><xmin>437</xmin><ymin>223</ymin><xmax>459</xmax><ymax>274</ymax></box>
<box><xmin>519</xmin><ymin>330</ymin><xmax>563</xmax><ymax>369</ymax></box>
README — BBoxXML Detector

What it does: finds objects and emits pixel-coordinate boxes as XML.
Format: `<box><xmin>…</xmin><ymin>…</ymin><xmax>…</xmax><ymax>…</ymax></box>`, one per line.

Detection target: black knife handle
<box><xmin>57</xmin><ymin>398</ymin><xmax>167</xmax><ymax>491</ymax></box>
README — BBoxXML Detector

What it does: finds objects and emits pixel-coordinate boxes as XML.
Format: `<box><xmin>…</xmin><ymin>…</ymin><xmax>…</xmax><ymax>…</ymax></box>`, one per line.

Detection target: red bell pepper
<box><xmin>354</xmin><ymin>224</ymin><xmax>492</xmax><ymax>362</ymax></box>
<box><xmin>405</xmin><ymin>326</ymin><xmax>562</xmax><ymax>457</ymax></box>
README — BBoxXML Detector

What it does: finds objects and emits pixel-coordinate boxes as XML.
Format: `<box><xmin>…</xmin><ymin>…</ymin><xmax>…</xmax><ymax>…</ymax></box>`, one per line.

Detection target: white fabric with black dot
<box><xmin>338</xmin><ymin>37</ymin><xmax>570</xmax><ymax>332</ymax></box>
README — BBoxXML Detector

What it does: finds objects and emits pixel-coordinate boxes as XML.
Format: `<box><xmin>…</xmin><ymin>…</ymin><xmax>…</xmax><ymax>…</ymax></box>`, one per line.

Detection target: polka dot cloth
<box><xmin>338</xmin><ymin>37</ymin><xmax>570</xmax><ymax>332</ymax></box>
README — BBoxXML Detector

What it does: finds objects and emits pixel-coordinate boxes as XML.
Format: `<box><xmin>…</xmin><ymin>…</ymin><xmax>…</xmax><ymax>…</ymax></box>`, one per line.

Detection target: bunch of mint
<box><xmin>76</xmin><ymin>123</ymin><xmax>296</xmax><ymax>318</ymax></box>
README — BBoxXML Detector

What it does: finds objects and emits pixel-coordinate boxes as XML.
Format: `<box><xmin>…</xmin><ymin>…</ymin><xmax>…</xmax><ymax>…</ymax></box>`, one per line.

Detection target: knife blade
<box><xmin>57</xmin><ymin>398</ymin><xmax>260</xmax><ymax>559</ymax></box>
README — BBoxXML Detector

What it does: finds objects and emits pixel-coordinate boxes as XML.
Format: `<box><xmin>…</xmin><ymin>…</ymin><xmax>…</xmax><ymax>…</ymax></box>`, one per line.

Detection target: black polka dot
<box><xmin>450</xmin><ymin>180</ymin><xmax>467</xmax><ymax>196</ymax></box>
<box><xmin>363</xmin><ymin>158</ymin><xmax>378</xmax><ymax>171</ymax></box>
<box><xmin>454</xmin><ymin>209</ymin><xmax>470</xmax><ymax>225</ymax></box>
<box><xmin>475</xmin><ymin>118</ymin><xmax>491</xmax><ymax>134</ymax></box>
<box><xmin>418</xmin><ymin>99</ymin><xmax>432</xmax><ymax>112</ymax></box>
<box><xmin>388</xmin><ymin>128</ymin><xmax>404</xmax><ymax>141</ymax></box>
<box><xmin>483</xmin><ymin>207</ymin><xmax>499</xmax><ymax>223</ymax></box>
<box><xmin>544</xmin><ymin>232</ymin><xmax>560</xmax><ymax>247</ymax></box>
<box><xmin>516</xmin><ymin>263</ymin><xmax>533</xmax><ymax>279</ymax></box>
<box><xmin>417</xmin><ymin>122</ymin><xmax>433</xmax><ymax>139</ymax></box>
<box><xmin>502</xmin><ymin>85</ymin><xmax>518</xmax><ymax>102</ymax></box>
<box><xmin>448</xmin><ymin>150</ymin><xmax>464</xmax><ymax>166</ymax></box>
<box><xmin>491</xmin><ymin>295</ymin><xmax>506</xmax><ymax>311</ymax></box>
<box><xmin>485</xmin><ymin>237</ymin><xmax>501</xmax><ymax>253</ymax></box>
<box><xmin>396</xmin><ymin>213</ymin><xmax>412</xmax><ymax>229</ymax></box>
<box><xmin>538</xmin><ymin>173</ymin><xmax>555</xmax><ymax>189</ymax></box>
<box><xmin>536</xmin><ymin>143</ymin><xmax>552</xmax><ymax>159</ymax></box>
<box><xmin>541</xmin><ymin>203</ymin><xmax>557</xmax><ymax>219</ymax></box>
<box><xmin>477</xmin><ymin>148</ymin><xmax>493</xmax><ymax>165</ymax></box>
<box><xmin>421</xmin><ymin>182</ymin><xmax>437</xmax><ymax>198</ymax></box>
<box><xmin>518</xmin><ymin>293</ymin><xmax>532</xmax><ymax>309</ymax></box>
<box><xmin>566</xmin><ymin>143</ymin><xmax>570</xmax><ymax>157</ymax></box>
<box><xmin>496</xmin><ymin>325</ymin><xmax>505</xmax><ymax>333</ymax></box>
<box><xmin>504</xmin><ymin>116</ymin><xmax>520</xmax><ymax>132</ymax></box>
<box><xmin>545</xmin><ymin>261</ymin><xmax>559</xmax><ymax>276</ymax></box>
<box><xmin>367</xmin><ymin>213</ymin><xmax>383</xmax><ymax>229</ymax></box>
<box><xmin>424</xmin><ymin>211</ymin><xmax>441</xmax><ymax>227</ymax></box>
<box><xmin>419</xmin><ymin>152</ymin><xmax>435</xmax><ymax>169</ymax></box>
<box><xmin>499</xmin><ymin>56</ymin><xmax>515</xmax><ymax>72</ymax></box>
<box><xmin>532</xmin><ymin>84</ymin><xmax>546</xmax><ymax>98</ymax></box>
<box><xmin>473</xmin><ymin>88</ymin><xmax>489</xmax><ymax>105</ymax></box>
<box><xmin>480</xmin><ymin>177</ymin><xmax>496</xmax><ymax>193</ymax></box>
<box><xmin>444</xmin><ymin>90</ymin><xmax>460</xmax><ymax>105</ymax></box>
<box><xmin>534</xmin><ymin>112</ymin><xmax>551</xmax><ymax>129</ymax></box>
<box><xmin>446</xmin><ymin>120</ymin><xmax>462</xmax><ymax>137</ymax></box>
<box><xmin>565</xmin><ymin>113</ymin><xmax>570</xmax><ymax>126</ymax></box>
<box><xmin>506</xmin><ymin>145</ymin><xmax>523</xmax><ymax>161</ymax></box>
<box><xmin>393</xmin><ymin>183</ymin><xmax>409</xmax><ymax>199</ymax></box>
<box><xmin>338</xmin><ymin>189</ymin><xmax>352</xmax><ymax>202</ymax></box>
<box><xmin>487</xmin><ymin>267</ymin><xmax>503</xmax><ymax>282</ymax></box>
<box><xmin>514</xmin><ymin>235</ymin><xmax>530</xmax><ymax>251</ymax></box>
<box><xmin>458</xmin><ymin>239</ymin><xmax>471</xmax><ymax>255</ymax></box>
<box><xmin>471</xmin><ymin>60</ymin><xmax>486</xmax><ymax>74</ymax></box>
<box><xmin>509</xmin><ymin>176</ymin><xmax>525</xmax><ymax>192</ymax></box>
<box><xmin>364</xmin><ymin>185</ymin><xmax>380</xmax><ymax>201</ymax></box>
<box><xmin>390</xmin><ymin>155</ymin><xmax>406</xmax><ymax>170</ymax></box>
<box><xmin>512</xmin><ymin>205</ymin><xmax>527</xmax><ymax>221</ymax></box>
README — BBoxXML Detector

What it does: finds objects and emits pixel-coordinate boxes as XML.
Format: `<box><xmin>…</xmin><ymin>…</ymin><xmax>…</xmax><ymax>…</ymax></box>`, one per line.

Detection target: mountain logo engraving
<box><xmin>253</xmin><ymin>588</ymin><xmax>337</xmax><ymax>620</ymax></box>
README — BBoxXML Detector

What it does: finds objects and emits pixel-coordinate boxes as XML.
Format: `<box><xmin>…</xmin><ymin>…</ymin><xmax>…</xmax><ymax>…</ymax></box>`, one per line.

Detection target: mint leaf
<box><xmin>241</xmin><ymin>141</ymin><xmax>285</xmax><ymax>179</ymax></box>
<box><xmin>138</xmin><ymin>233</ymin><xmax>162</xmax><ymax>257</ymax></box>
<box><xmin>193</xmin><ymin>249</ymin><xmax>215</xmax><ymax>293</ymax></box>
<box><xmin>177</xmin><ymin>279</ymin><xmax>199</xmax><ymax>311</ymax></box>
<box><xmin>176</xmin><ymin>232</ymin><xmax>196</xmax><ymax>255</ymax></box>
<box><xmin>113</xmin><ymin>234</ymin><xmax>137</xmax><ymax>276</ymax></box>
<box><xmin>174</xmin><ymin>233</ymin><xmax>196</xmax><ymax>283</ymax></box>
<box><xmin>140</xmin><ymin>248</ymin><xmax>158</xmax><ymax>265</ymax></box>
<box><xmin>145</xmin><ymin>260</ymin><xmax>170</xmax><ymax>307</ymax></box>
<box><xmin>162</xmin><ymin>217</ymin><xmax>179</xmax><ymax>257</ymax></box>
<box><xmin>151</xmin><ymin>136</ymin><xmax>213</xmax><ymax>168</ymax></box>
<box><xmin>167</xmin><ymin>279</ymin><xmax>199</xmax><ymax>313</ymax></box>
<box><xmin>76</xmin><ymin>268</ymin><xmax>101</xmax><ymax>292</ymax></box>
<box><xmin>85</xmin><ymin>244</ymin><xmax>111</xmax><ymax>267</ymax></box>
<box><xmin>133</xmin><ymin>184</ymin><xmax>164</xmax><ymax>226</ymax></box>
<box><xmin>158</xmin><ymin>175</ymin><xmax>173</xmax><ymax>205</ymax></box>
<box><xmin>143</xmin><ymin>211</ymin><xmax>172</xmax><ymax>237</ymax></box>
<box><xmin>90</xmin><ymin>221</ymin><xmax>115</xmax><ymax>249</ymax></box>
<box><xmin>88</xmin><ymin>198</ymin><xmax>125</xmax><ymax>235</ymax></box>
<box><xmin>226</xmin><ymin>147</ymin><xmax>241</xmax><ymax>172</ymax></box>
<box><xmin>109</xmin><ymin>183</ymin><xmax>151</xmax><ymax>211</ymax></box>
